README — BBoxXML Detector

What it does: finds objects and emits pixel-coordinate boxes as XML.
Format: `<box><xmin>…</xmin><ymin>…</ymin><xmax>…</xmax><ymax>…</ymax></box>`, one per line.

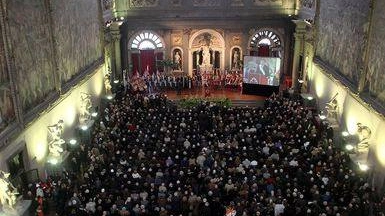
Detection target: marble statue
<box><xmin>325</xmin><ymin>93</ymin><xmax>338</xmax><ymax>120</ymax></box>
<box><xmin>232</xmin><ymin>50</ymin><xmax>240</xmax><ymax>69</ymax></box>
<box><xmin>202</xmin><ymin>45</ymin><xmax>211</xmax><ymax>66</ymax></box>
<box><xmin>79</xmin><ymin>93</ymin><xmax>93</xmax><ymax>125</ymax></box>
<box><xmin>174</xmin><ymin>51</ymin><xmax>182</xmax><ymax>70</ymax></box>
<box><xmin>356</xmin><ymin>123</ymin><xmax>371</xmax><ymax>153</ymax></box>
<box><xmin>47</xmin><ymin>120</ymin><xmax>65</xmax><ymax>157</ymax></box>
<box><xmin>0</xmin><ymin>171</ymin><xmax>18</xmax><ymax>209</ymax></box>
<box><xmin>104</xmin><ymin>73</ymin><xmax>112</xmax><ymax>95</ymax></box>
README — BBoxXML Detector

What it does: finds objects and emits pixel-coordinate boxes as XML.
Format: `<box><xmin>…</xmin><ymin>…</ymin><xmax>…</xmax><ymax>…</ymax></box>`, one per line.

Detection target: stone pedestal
<box><xmin>0</xmin><ymin>200</ymin><xmax>32</xmax><ymax>216</ymax></box>
<box><xmin>77</xmin><ymin>120</ymin><xmax>95</xmax><ymax>144</ymax></box>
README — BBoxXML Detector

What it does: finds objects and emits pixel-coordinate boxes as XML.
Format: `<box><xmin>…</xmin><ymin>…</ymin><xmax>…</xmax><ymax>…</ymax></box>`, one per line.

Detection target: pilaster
<box><xmin>110</xmin><ymin>21</ymin><xmax>123</xmax><ymax>81</ymax></box>
<box><xmin>291</xmin><ymin>20</ymin><xmax>307</xmax><ymax>91</ymax></box>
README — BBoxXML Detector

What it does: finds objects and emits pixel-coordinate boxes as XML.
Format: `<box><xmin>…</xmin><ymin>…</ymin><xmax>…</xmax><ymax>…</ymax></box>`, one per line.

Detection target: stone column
<box><xmin>182</xmin><ymin>29</ymin><xmax>190</xmax><ymax>75</ymax></box>
<box><xmin>110</xmin><ymin>22</ymin><xmax>122</xmax><ymax>81</ymax></box>
<box><xmin>291</xmin><ymin>20</ymin><xmax>307</xmax><ymax>91</ymax></box>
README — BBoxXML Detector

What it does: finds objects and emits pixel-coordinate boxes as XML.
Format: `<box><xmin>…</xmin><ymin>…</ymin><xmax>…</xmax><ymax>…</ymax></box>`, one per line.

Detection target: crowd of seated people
<box><xmin>45</xmin><ymin>90</ymin><xmax>385</xmax><ymax>216</ymax></box>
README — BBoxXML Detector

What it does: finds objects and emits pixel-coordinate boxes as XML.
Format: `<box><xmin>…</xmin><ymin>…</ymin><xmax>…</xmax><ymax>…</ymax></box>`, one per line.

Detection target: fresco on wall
<box><xmin>7</xmin><ymin>0</ymin><xmax>56</xmax><ymax>111</ymax></box>
<box><xmin>102</xmin><ymin>0</ymin><xmax>114</xmax><ymax>11</ymax></box>
<box><xmin>252</xmin><ymin>0</ymin><xmax>282</xmax><ymax>6</ymax></box>
<box><xmin>0</xmin><ymin>25</ymin><xmax>8</xmax><ymax>84</ymax></box>
<box><xmin>130</xmin><ymin>0</ymin><xmax>159</xmax><ymax>7</ymax></box>
<box><xmin>300</xmin><ymin>0</ymin><xmax>315</xmax><ymax>9</ymax></box>
<box><xmin>0</xmin><ymin>87</ymin><xmax>15</xmax><ymax>132</ymax></box>
<box><xmin>316</xmin><ymin>0</ymin><xmax>370</xmax><ymax>85</ymax></box>
<box><xmin>193</xmin><ymin>0</ymin><xmax>220</xmax><ymax>7</ymax></box>
<box><xmin>366</xmin><ymin>0</ymin><xmax>385</xmax><ymax>104</ymax></box>
<box><xmin>52</xmin><ymin>0</ymin><xmax>102</xmax><ymax>83</ymax></box>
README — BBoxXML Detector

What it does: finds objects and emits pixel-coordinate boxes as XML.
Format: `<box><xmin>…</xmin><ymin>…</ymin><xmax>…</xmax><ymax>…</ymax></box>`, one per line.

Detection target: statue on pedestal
<box><xmin>47</xmin><ymin>120</ymin><xmax>65</xmax><ymax>157</ymax></box>
<box><xmin>0</xmin><ymin>171</ymin><xmax>18</xmax><ymax>209</ymax></box>
<box><xmin>79</xmin><ymin>93</ymin><xmax>93</xmax><ymax>125</ymax></box>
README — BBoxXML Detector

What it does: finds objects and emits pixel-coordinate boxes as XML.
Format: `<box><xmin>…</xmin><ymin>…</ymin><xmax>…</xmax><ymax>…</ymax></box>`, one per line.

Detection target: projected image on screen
<box><xmin>243</xmin><ymin>56</ymin><xmax>281</xmax><ymax>86</ymax></box>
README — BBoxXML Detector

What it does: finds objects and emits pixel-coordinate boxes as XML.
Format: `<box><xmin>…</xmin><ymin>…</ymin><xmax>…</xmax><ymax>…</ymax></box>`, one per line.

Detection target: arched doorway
<box><xmin>248</xmin><ymin>29</ymin><xmax>282</xmax><ymax>57</ymax></box>
<box><xmin>128</xmin><ymin>31</ymin><xmax>165</xmax><ymax>76</ymax></box>
<box><xmin>189</xmin><ymin>29</ymin><xmax>225</xmax><ymax>76</ymax></box>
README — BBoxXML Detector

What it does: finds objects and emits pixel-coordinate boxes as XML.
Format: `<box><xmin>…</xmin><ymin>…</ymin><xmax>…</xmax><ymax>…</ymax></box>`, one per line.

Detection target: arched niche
<box><xmin>188</xmin><ymin>29</ymin><xmax>225</xmax><ymax>76</ymax></box>
<box><xmin>230</xmin><ymin>46</ymin><xmax>242</xmax><ymax>71</ymax></box>
<box><xmin>171</xmin><ymin>47</ymin><xmax>183</xmax><ymax>72</ymax></box>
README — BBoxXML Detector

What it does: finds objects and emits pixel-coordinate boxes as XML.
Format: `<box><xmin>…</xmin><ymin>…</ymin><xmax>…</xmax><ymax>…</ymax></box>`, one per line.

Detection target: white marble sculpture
<box><xmin>325</xmin><ymin>93</ymin><xmax>339</xmax><ymax>120</ymax></box>
<box><xmin>104</xmin><ymin>73</ymin><xmax>112</xmax><ymax>95</ymax></box>
<box><xmin>47</xmin><ymin>120</ymin><xmax>65</xmax><ymax>157</ymax></box>
<box><xmin>0</xmin><ymin>171</ymin><xmax>18</xmax><ymax>209</ymax></box>
<box><xmin>79</xmin><ymin>93</ymin><xmax>93</xmax><ymax>125</ymax></box>
<box><xmin>356</xmin><ymin>123</ymin><xmax>371</xmax><ymax>153</ymax></box>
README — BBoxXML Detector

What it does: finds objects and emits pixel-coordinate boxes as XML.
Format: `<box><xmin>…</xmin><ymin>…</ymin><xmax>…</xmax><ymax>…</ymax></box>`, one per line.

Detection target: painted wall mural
<box><xmin>7</xmin><ymin>0</ymin><xmax>56</xmax><ymax>111</ymax></box>
<box><xmin>130</xmin><ymin>0</ymin><xmax>159</xmax><ymax>7</ymax></box>
<box><xmin>252</xmin><ymin>0</ymin><xmax>282</xmax><ymax>6</ymax></box>
<box><xmin>193</xmin><ymin>0</ymin><xmax>220</xmax><ymax>7</ymax></box>
<box><xmin>0</xmin><ymin>25</ymin><xmax>8</xmax><ymax>84</ymax></box>
<box><xmin>52</xmin><ymin>0</ymin><xmax>102</xmax><ymax>83</ymax></box>
<box><xmin>316</xmin><ymin>0</ymin><xmax>370</xmax><ymax>85</ymax></box>
<box><xmin>366</xmin><ymin>0</ymin><xmax>385</xmax><ymax>104</ymax></box>
<box><xmin>0</xmin><ymin>87</ymin><xmax>15</xmax><ymax>132</ymax></box>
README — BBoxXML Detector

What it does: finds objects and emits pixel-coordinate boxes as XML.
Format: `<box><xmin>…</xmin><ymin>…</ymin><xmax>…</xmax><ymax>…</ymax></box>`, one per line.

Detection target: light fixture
<box><xmin>91</xmin><ymin>112</ymin><xmax>98</xmax><ymax>117</ymax></box>
<box><xmin>345</xmin><ymin>144</ymin><xmax>354</xmax><ymax>151</ymax></box>
<box><xmin>307</xmin><ymin>96</ymin><xmax>313</xmax><ymax>100</ymax></box>
<box><xmin>107</xmin><ymin>95</ymin><xmax>113</xmax><ymax>100</ymax></box>
<box><xmin>319</xmin><ymin>114</ymin><xmax>326</xmax><ymax>120</ymax></box>
<box><xmin>120</xmin><ymin>17</ymin><xmax>124</xmax><ymax>20</ymax></box>
<box><xmin>358</xmin><ymin>162</ymin><xmax>369</xmax><ymax>171</ymax></box>
<box><xmin>69</xmin><ymin>139</ymin><xmax>77</xmax><ymax>145</ymax></box>
<box><xmin>49</xmin><ymin>158</ymin><xmax>58</xmax><ymax>165</ymax></box>
<box><xmin>342</xmin><ymin>131</ymin><xmax>349</xmax><ymax>137</ymax></box>
<box><xmin>298</xmin><ymin>79</ymin><xmax>304</xmax><ymax>84</ymax></box>
<box><xmin>81</xmin><ymin>125</ymin><xmax>88</xmax><ymax>131</ymax></box>
<box><xmin>113</xmin><ymin>80</ymin><xmax>119</xmax><ymax>84</ymax></box>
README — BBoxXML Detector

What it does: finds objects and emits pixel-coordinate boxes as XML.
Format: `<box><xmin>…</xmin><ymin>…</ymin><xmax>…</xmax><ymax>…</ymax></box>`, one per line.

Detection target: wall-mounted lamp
<box><xmin>342</xmin><ymin>131</ymin><xmax>349</xmax><ymax>137</ymax></box>
<box><xmin>357</xmin><ymin>162</ymin><xmax>369</xmax><ymax>172</ymax></box>
<box><xmin>69</xmin><ymin>139</ymin><xmax>77</xmax><ymax>145</ymax></box>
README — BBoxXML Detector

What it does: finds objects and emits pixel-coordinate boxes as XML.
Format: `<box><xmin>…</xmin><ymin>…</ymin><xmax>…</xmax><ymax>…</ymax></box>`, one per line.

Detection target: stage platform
<box><xmin>163</xmin><ymin>88</ymin><xmax>266</xmax><ymax>101</ymax></box>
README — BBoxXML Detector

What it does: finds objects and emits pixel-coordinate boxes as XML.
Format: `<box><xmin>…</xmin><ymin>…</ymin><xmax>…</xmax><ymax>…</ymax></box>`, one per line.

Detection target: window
<box><xmin>131</xmin><ymin>31</ymin><xmax>163</xmax><ymax>50</ymax></box>
<box><xmin>250</xmin><ymin>30</ymin><xmax>281</xmax><ymax>48</ymax></box>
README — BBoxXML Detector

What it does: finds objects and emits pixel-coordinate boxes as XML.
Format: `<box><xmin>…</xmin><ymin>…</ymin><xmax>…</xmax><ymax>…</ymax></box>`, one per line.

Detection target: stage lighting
<box><xmin>345</xmin><ymin>144</ymin><xmax>354</xmax><ymax>151</ymax></box>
